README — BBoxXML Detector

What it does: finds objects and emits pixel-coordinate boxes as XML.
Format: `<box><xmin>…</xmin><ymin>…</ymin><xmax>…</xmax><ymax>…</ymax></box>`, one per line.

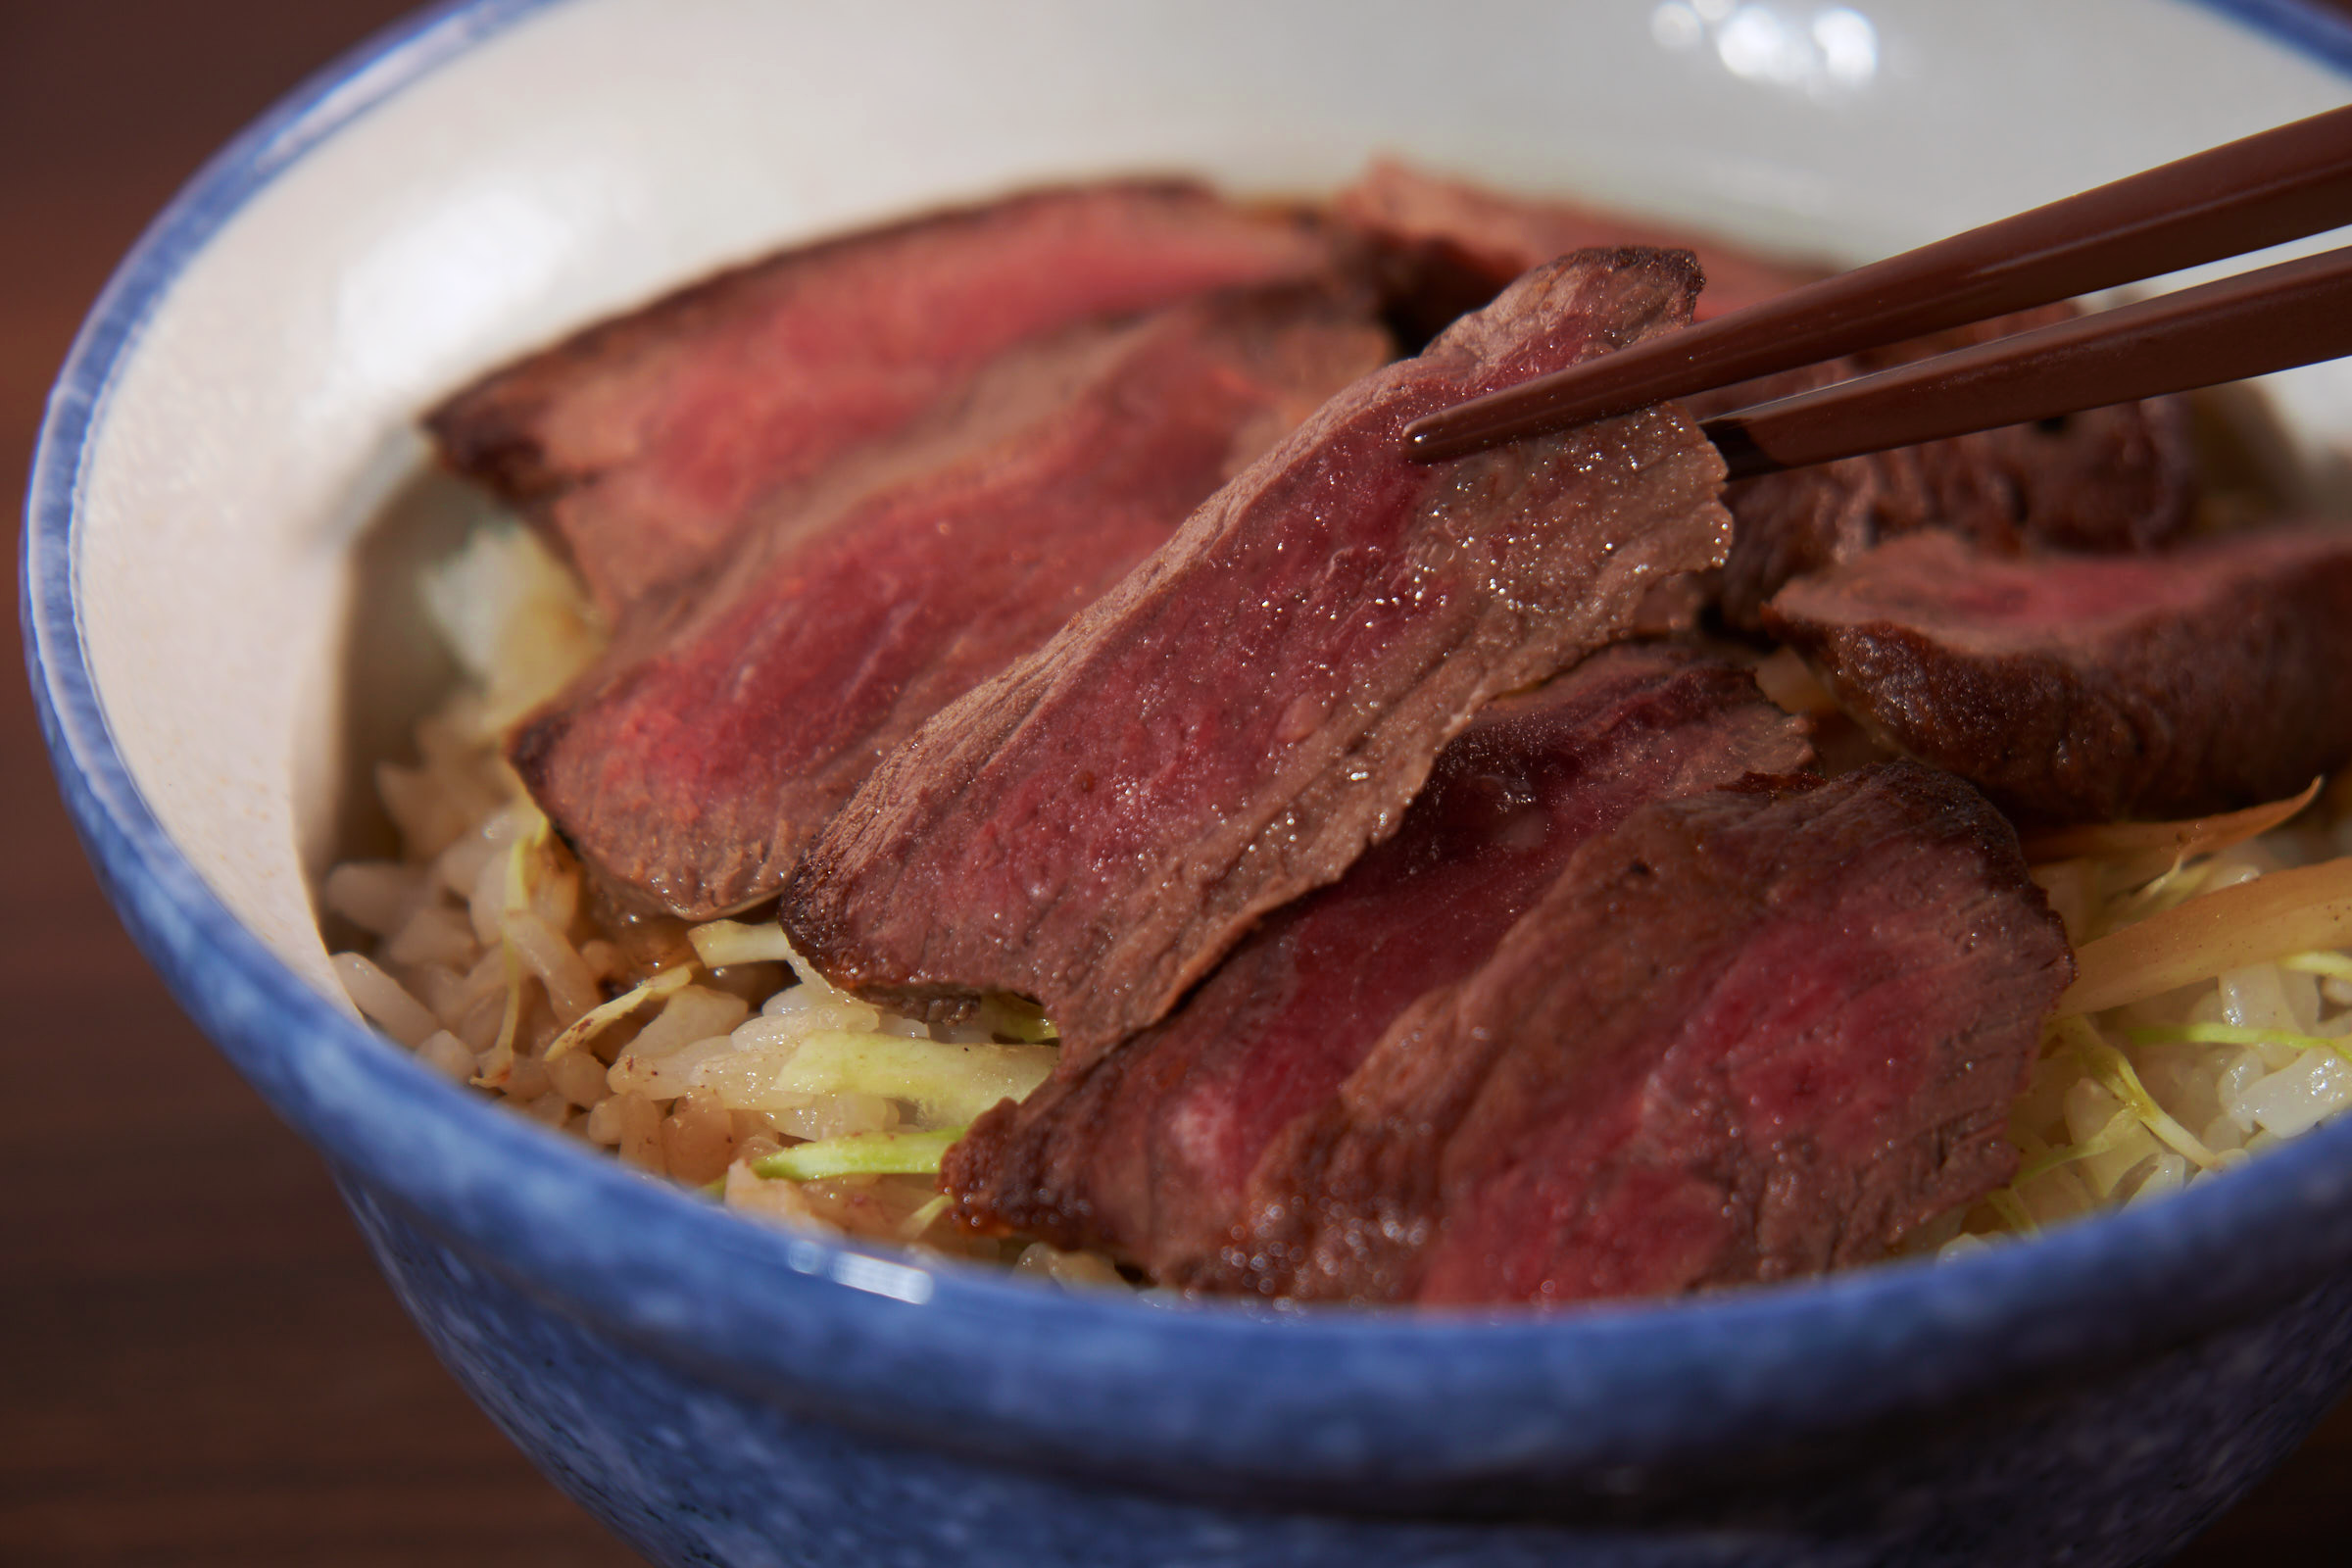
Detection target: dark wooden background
<box><xmin>3</xmin><ymin>4</ymin><xmax>2347</xmax><ymax>1563</ymax></box>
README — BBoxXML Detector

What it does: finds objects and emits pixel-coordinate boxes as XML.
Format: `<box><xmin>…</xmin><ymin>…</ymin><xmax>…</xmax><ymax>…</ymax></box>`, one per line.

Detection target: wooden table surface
<box><xmin>4</xmin><ymin>4</ymin><xmax>2349</xmax><ymax>1564</ymax></box>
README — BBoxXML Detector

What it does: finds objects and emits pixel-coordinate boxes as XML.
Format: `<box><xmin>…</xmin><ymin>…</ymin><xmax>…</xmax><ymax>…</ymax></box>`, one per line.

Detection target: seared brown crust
<box><xmin>1761</xmin><ymin>526</ymin><xmax>2352</xmax><ymax>825</ymax></box>
<box><xmin>1690</xmin><ymin>304</ymin><xmax>2199</xmax><ymax>631</ymax></box>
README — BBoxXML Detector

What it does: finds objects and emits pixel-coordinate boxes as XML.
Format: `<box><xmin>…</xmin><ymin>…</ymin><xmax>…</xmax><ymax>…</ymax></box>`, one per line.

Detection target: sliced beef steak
<box><xmin>509</xmin><ymin>287</ymin><xmax>1392</xmax><ymax>919</ymax></box>
<box><xmin>1215</xmin><ymin>763</ymin><xmax>2070</xmax><ymax>1306</ymax></box>
<box><xmin>427</xmin><ymin>181</ymin><xmax>1350</xmax><ymax>615</ymax></box>
<box><xmin>943</xmin><ymin>644</ymin><xmax>1811</xmax><ymax>1277</ymax></box>
<box><xmin>1333</xmin><ymin>158</ymin><xmax>1820</xmax><ymax>343</ymax></box>
<box><xmin>785</xmin><ymin>248</ymin><xmax>1734</xmax><ymax>1055</ymax></box>
<box><xmin>1692</xmin><ymin>305</ymin><xmax>2198</xmax><ymax>630</ymax></box>
<box><xmin>1761</xmin><ymin>525</ymin><xmax>2352</xmax><ymax>825</ymax></box>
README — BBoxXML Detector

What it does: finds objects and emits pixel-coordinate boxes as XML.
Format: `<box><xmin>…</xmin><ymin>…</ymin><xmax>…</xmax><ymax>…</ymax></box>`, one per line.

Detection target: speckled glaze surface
<box><xmin>24</xmin><ymin>3</ymin><xmax>2352</xmax><ymax>1565</ymax></box>
<box><xmin>352</xmin><ymin>1171</ymin><xmax>2352</xmax><ymax>1567</ymax></box>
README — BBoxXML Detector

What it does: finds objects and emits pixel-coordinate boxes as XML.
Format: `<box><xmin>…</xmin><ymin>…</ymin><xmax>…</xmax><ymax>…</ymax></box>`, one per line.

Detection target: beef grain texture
<box><xmin>1213</xmin><ymin>762</ymin><xmax>2072</xmax><ymax>1306</ymax></box>
<box><xmin>944</xmin><ymin>643</ymin><xmax>1812</xmax><ymax>1278</ymax></box>
<box><xmin>427</xmin><ymin>180</ymin><xmax>1348</xmax><ymax>616</ymax></box>
<box><xmin>508</xmin><ymin>287</ymin><xmax>1391</xmax><ymax>919</ymax></box>
<box><xmin>1332</xmin><ymin>157</ymin><xmax>1820</xmax><ymax>343</ymax></box>
<box><xmin>1762</xmin><ymin>525</ymin><xmax>2352</xmax><ymax>825</ymax></box>
<box><xmin>1691</xmin><ymin>304</ymin><xmax>2198</xmax><ymax>630</ymax></box>
<box><xmin>786</xmin><ymin>248</ymin><xmax>1734</xmax><ymax>1056</ymax></box>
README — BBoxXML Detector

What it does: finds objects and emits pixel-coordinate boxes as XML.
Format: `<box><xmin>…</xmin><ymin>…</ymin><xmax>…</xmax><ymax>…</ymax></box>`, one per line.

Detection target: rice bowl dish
<box><xmin>27</xmin><ymin>2</ymin><xmax>2352</xmax><ymax>1563</ymax></box>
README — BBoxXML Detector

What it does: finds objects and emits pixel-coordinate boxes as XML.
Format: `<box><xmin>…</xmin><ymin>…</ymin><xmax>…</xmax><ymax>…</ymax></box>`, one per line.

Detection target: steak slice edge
<box><xmin>509</xmin><ymin>285</ymin><xmax>1393</xmax><ymax>919</ymax></box>
<box><xmin>1761</xmin><ymin>524</ymin><xmax>2352</xmax><ymax>825</ymax></box>
<box><xmin>428</xmin><ymin>180</ymin><xmax>1351</xmax><ymax>616</ymax></box>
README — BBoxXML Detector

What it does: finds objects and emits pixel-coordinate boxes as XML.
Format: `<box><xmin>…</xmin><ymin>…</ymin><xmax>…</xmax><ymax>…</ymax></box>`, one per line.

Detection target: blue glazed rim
<box><xmin>24</xmin><ymin>0</ymin><xmax>2352</xmax><ymax>1497</ymax></box>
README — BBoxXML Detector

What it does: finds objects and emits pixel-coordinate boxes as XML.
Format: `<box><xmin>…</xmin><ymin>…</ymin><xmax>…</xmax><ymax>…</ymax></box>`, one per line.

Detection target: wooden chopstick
<box><xmin>1400</xmin><ymin>104</ymin><xmax>2352</xmax><ymax>465</ymax></box>
<box><xmin>1704</xmin><ymin>243</ymin><xmax>2352</xmax><ymax>479</ymax></box>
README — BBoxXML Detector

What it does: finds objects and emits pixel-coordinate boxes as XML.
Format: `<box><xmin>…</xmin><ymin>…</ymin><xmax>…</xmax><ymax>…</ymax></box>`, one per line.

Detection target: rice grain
<box><xmin>333</xmin><ymin>953</ymin><xmax>441</xmax><ymax>1047</ymax></box>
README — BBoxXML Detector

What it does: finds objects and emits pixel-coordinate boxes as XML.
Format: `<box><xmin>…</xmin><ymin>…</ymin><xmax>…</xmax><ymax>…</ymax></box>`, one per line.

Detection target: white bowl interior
<box><xmin>70</xmin><ymin>0</ymin><xmax>2352</xmax><ymax>1009</ymax></box>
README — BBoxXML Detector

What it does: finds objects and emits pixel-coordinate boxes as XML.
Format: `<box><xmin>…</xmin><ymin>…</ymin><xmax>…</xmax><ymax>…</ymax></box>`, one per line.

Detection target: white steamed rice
<box><xmin>325</xmin><ymin>519</ymin><xmax>1099</xmax><ymax>1276</ymax></box>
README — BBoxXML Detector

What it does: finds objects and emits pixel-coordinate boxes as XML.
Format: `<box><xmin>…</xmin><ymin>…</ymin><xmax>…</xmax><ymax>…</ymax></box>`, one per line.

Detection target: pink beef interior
<box><xmin>510</xmin><ymin>286</ymin><xmax>1390</xmax><ymax>918</ymax></box>
<box><xmin>428</xmin><ymin>181</ymin><xmax>1350</xmax><ymax>616</ymax></box>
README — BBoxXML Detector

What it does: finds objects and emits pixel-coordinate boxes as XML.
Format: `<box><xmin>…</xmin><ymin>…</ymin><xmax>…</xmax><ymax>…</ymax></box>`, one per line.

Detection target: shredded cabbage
<box><xmin>696</xmin><ymin>1032</ymin><xmax>1055</xmax><ymax>1125</ymax></box>
<box><xmin>753</xmin><ymin>1127</ymin><xmax>966</xmax><ymax>1182</ymax></box>
<box><xmin>547</xmin><ymin>964</ymin><xmax>694</xmax><ymax>1060</ymax></box>
<box><xmin>688</xmin><ymin>918</ymin><xmax>799</xmax><ymax>969</ymax></box>
<box><xmin>1972</xmin><ymin>822</ymin><xmax>2352</xmax><ymax>1247</ymax></box>
<box><xmin>485</xmin><ymin>803</ymin><xmax>550</xmax><ymax>1064</ymax></box>
<box><xmin>2060</xmin><ymin>855</ymin><xmax>2352</xmax><ymax>1015</ymax></box>
<box><xmin>2056</xmin><ymin>1017</ymin><xmax>2224</xmax><ymax>1170</ymax></box>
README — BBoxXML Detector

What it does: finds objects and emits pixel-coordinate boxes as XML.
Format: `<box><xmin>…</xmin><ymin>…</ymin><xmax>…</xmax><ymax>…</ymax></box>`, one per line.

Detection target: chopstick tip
<box><xmin>1400</xmin><ymin>416</ymin><xmax>1450</xmax><ymax>464</ymax></box>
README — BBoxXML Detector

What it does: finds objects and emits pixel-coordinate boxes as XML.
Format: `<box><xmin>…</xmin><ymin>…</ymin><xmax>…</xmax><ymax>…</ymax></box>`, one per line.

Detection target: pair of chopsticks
<box><xmin>1402</xmin><ymin>105</ymin><xmax>2352</xmax><ymax>476</ymax></box>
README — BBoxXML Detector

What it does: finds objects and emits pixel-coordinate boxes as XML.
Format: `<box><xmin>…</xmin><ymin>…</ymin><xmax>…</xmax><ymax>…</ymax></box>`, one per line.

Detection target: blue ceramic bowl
<box><xmin>25</xmin><ymin>3</ymin><xmax>2352</xmax><ymax>1563</ymax></box>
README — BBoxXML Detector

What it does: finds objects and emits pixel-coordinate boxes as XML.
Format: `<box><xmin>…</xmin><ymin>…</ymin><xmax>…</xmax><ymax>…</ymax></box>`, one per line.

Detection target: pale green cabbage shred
<box><xmin>1952</xmin><ymin>814</ymin><xmax>2352</xmax><ymax>1256</ymax></box>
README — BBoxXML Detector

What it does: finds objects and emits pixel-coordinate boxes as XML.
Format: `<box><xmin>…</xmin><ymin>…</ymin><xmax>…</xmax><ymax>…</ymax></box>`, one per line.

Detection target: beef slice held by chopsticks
<box><xmin>785</xmin><ymin>247</ymin><xmax>1734</xmax><ymax>1056</ymax></box>
<box><xmin>428</xmin><ymin>180</ymin><xmax>1353</xmax><ymax>618</ymax></box>
<box><xmin>1317</xmin><ymin>167</ymin><xmax>2197</xmax><ymax>630</ymax></box>
<box><xmin>510</xmin><ymin>285</ymin><xmax>1393</xmax><ymax>920</ymax></box>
